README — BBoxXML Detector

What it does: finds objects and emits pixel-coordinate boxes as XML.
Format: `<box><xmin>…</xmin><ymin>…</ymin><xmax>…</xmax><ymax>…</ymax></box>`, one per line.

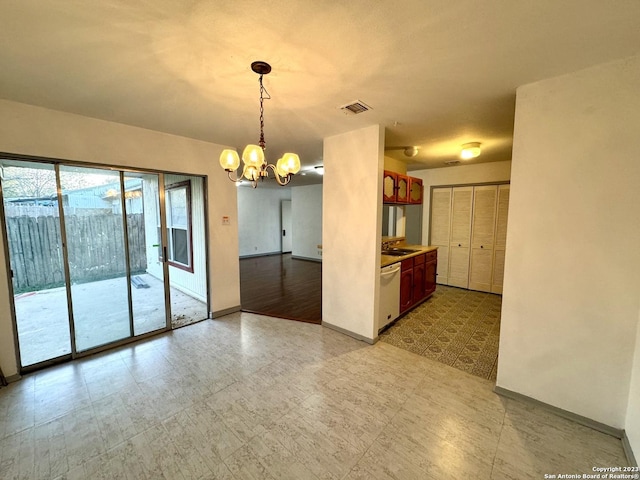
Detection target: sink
<box><xmin>381</xmin><ymin>248</ymin><xmax>420</xmax><ymax>256</ymax></box>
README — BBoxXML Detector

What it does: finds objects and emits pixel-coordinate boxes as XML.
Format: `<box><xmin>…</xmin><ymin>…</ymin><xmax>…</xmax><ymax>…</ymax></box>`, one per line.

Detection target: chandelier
<box><xmin>219</xmin><ymin>61</ymin><xmax>301</xmax><ymax>188</ymax></box>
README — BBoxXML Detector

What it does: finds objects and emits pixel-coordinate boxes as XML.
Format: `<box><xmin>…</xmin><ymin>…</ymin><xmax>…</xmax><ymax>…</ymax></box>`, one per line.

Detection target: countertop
<box><xmin>381</xmin><ymin>245</ymin><xmax>438</xmax><ymax>268</ymax></box>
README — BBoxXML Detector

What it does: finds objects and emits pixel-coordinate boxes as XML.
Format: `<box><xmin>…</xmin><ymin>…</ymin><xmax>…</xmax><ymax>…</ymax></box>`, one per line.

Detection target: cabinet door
<box><xmin>383</xmin><ymin>171</ymin><xmax>397</xmax><ymax>203</ymax></box>
<box><xmin>492</xmin><ymin>184</ymin><xmax>510</xmax><ymax>294</ymax></box>
<box><xmin>448</xmin><ymin>186</ymin><xmax>472</xmax><ymax>288</ymax></box>
<box><xmin>412</xmin><ymin>262</ymin><xmax>426</xmax><ymax>305</ymax></box>
<box><xmin>424</xmin><ymin>260</ymin><xmax>437</xmax><ymax>297</ymax></box>
<box><xmin>430</xmin><ymin>187</ymin><xmax>451</xmax><ymax>284</ymax></box>
<box><xmin>409</xmin><ymin>177</ymin><xmax>423</xmax><ymax>204</ymax></box>
<box><xmin>400</xmin><ymin>269</ymin><xmax>413</xmax><ymax>313</ymax></box>
<box><xmin>469</xmin><ymin>186</ymin><xmax>497</xmax><ymax>292</ymax></box>
<box><xmin>396</xmin><ymin>175</ymin><xmax>409</xmax><ymax>203</ymax></box>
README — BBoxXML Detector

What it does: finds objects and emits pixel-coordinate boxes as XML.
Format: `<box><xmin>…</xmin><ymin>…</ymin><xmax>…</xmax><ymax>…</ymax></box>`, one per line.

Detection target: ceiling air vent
<box><xmin>340</xmin><ymin>100</ymin><xmax>371</xmax><ymax>115</ymax></box>
<box><xmin>444</xmin><ymin>159</ymin><xmax>460</xmax><ymax>165</ymax></box>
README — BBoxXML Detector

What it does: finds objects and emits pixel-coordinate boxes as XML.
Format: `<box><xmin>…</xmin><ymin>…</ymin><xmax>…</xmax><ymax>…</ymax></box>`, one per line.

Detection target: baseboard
<box><xmin>622</xmin><ymin>431</ymin><xmax>638</xmax><ymax>467</ymax></box>
<box><xmin>211</xmin><ymin>305</ymin><xmax>241</xmax><ymax>318</ymax></box>
<box><xmin>494</xmin><ymin>386</ymin><xmax>624</xmax><ymax>439</ymax></box>
<box><xmin>239</xmin><ymin>251</ymin><xmax>282</xmax><ymax>259</ymax></box>
<box><xmin>5</xmin><ymin>373</ymin><xmax>21</xmax><ymax>383</ymax></box>
<box><xmin>291</xmin><ymin>255</ymin><xmax>322</xmax><ymax>263</ymax></box>
<box><xmin>321</xmin><ymin>321</ymin><xmax>376</xmax><ymax>344</ymax></box>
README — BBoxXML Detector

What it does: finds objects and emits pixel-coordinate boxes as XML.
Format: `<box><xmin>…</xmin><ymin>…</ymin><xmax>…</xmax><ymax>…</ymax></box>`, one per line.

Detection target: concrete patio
<box><xmin>13</xmin><ymin>273</ymin><xmax>207</xmax><ymax>366</ymax></box>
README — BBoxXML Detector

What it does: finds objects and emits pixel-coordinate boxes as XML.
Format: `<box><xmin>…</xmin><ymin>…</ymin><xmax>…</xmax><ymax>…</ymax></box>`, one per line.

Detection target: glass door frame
<box><xmin>0</xmin><ymin>153</ymin><xmax>210</xmax><ymax>374</ymax></box>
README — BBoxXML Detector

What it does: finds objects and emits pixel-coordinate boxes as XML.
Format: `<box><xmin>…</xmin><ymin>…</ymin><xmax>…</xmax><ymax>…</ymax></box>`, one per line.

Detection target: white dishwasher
<box><xmin>378</xmin><ymin>262</ymin><xmax>401</xmax><ymax>332</ymax></box>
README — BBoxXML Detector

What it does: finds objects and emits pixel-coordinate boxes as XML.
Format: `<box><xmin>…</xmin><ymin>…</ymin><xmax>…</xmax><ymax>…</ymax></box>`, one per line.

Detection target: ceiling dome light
<box><xmin>460</xmin><ymin>142</ymin><xmax>481</xmax><ymax>160</ymax></box>
<box><xmin>404</xmin><ymin>146</ymin><xmax>418</xmax><ymax>157</ymax></box>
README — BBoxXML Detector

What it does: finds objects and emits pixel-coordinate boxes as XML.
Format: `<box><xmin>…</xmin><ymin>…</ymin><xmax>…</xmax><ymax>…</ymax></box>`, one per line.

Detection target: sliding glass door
<box><xmin>0</xmin><ymin>160</ymin><xmax>72</xmax><ymax>366</ymax></box>
<box><xmin>0</xmin><ymin>159</ymin><xmax>211</xmax><ymax>371</ymax></box>
<box><xmin>126</xmin><ymin>172</ymin><xmax>169</xmax><ymax>336</ymax></box>
<box><xmin>59</xmin><ymin>166</ymin><xmax>131</xmax><ymax>351</ymax></box>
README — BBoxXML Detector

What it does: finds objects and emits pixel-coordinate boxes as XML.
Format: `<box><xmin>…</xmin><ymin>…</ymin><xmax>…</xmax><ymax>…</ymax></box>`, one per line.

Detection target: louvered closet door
<box><xmin>430</xmin><ymin>187</ymin><xmax>452</xmax><ymax>285</ymax></box>
<box><xmin>491</xmin><ymin>184</ymin><xmax>510</xmax><ymax>294</ymax></box>
<box><xmin>448</xmin><ymin>186</ymin><xmax>473</xmax><ymax>288</ymax></box>
<box><xmin>469</xmin><ymin>185</ymin><xmax>498</xmax><ymax>292</ymax></box>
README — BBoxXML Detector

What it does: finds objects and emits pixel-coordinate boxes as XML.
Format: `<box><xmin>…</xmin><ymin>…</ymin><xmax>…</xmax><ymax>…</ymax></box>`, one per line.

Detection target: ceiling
<box><xmin>1</xmin><ymin>1</ymin><xmax>639</xmax><ymax>187</ymax></box>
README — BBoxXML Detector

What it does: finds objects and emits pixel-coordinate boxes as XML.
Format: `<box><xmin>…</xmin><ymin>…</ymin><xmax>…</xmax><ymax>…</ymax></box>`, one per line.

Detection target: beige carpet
<box><xmin>379</xmin><ymin>285</ymin><xmax>501</xmax><ymax>380</ymax></box>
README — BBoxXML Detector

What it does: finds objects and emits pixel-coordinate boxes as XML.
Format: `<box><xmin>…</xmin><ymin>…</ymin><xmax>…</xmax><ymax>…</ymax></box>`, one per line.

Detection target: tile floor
<box><xmin>0</xmin><ymin>312</ymin><xmax>629</xmax><ymax>479</ymax></box>
<box><xmin>381</xmin><ymin>285</ymin><xmax>501</xmax><ymax>380</ymax></box>
<box><xmin>13</xmin><ymin>274</ymin><xmax>207</xmax><ymax>366</ymax></box>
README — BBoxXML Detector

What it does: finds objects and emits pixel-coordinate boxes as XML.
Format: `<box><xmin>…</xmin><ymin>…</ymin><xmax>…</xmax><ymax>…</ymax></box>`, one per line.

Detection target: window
<box><xmin>165</xmin><ymin>181</ymin><xmax>193</xmax><ymax>272</ymax></box>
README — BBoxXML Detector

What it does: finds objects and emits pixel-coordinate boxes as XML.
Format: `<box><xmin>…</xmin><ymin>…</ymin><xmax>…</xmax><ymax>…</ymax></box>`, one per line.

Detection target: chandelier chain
<box><xmin>259</xmin><ymin>75</ymin><xmax>266</xmax><ymax>150</ymax></box>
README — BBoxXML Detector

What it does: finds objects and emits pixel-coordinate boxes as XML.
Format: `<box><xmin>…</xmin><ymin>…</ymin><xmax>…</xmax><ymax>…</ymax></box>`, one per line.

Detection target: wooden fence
<box><xmin>6</xmin><ymin>214</ymin><xmax>147</xmax><ymax>292</ymax></box>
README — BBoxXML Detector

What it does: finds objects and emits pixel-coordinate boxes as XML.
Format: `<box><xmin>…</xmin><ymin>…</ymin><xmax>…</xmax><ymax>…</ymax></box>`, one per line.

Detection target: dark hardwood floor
<box><xmin>239</xmin><ymin>253</ymin><xmax>322</xmax><ymax>324</ymax></box>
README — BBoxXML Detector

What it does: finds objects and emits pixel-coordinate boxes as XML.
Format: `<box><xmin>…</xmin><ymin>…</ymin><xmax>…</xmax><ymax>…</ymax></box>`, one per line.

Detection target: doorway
<box><xmin>0</xmin><ymin>158</ymin><xmax>209</xmax><ymax>371</ymax></box>
<box><xmin>281</xmin><ymin>200</ymin><xmax>292</xmax><ymax>253</ymax></box>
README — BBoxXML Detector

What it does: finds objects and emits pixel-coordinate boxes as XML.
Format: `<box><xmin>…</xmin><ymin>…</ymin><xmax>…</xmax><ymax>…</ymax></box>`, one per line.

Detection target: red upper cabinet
<box><xmin>409</xmin><ymin>177</ymin><xmax>423</xmax><ymax>204</ymax></box>
<box><xmin>396</xmin><ymin>175</ymin><xmax>409</xmax><ymax>203</ymax></box>
<box><xmin>383</xmin><ymin>171</ymin><xmax>423</xmax><ymax>205</ymax></box>
<box><xmin>383</xmin><ymin>171</ymin><xmax>397</xmax><ymax>203</ymax></box>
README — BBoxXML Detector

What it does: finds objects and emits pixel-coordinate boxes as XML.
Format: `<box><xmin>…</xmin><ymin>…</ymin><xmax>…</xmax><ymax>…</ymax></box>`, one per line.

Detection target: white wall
<box><xmin>323</xmin><ymin>124</ymin><xmax>383</xmax><ymax>342</ymax></box>
<box><xmin>627</xmin><ymin>311</ymin><xmax>640</xmax><ymax>462</ymax></box>
<box><xmin>411</xmin><ymin>161</ymin><xmax>512</xmax><ymax>244</ymax></box>
<box><xmin>237</xmin><ymin>186</ymin><xmax>291</xmax><ymax>257</ymax></box>
<box><xmin>291</xmin><ymin>184</ymin><xmax>322</xmax><ymax>261</ymax></box>
<box><xmin>0</xmin><ymin>99</ymin><xmax>241</xmax><ymax>377</ymax></box>
<box><xmin>498</xmin><ymin>55</ymin><xmax>640</xmax><ymax>429</ymax></box>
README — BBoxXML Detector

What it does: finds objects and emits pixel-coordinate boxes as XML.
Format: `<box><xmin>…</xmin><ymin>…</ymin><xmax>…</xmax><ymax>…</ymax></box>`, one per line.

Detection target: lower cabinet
<box><xmin>400</xmin><ymin>250</ymin><xmax>438</xmax><ymax>314</ymax></box>
<box><xmin>400</xmin><ymin>267</ymin><xmax>413</xmax><ymax>313</ymax></box>
<box><xmin>424</xmin><ymin>259</ymin><xmax>437</xmax><ymax>297</ymax></box>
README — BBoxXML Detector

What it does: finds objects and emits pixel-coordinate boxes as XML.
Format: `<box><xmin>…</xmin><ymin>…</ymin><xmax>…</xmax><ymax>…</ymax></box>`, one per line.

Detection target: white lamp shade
<box><xmin>280</xmin><ymin>153</ymin><xmax>301</xmax><ymax>175</ymax></box>
<box><xmin>219</xmin><ymin>149</ymin><xmax>240</xmax><ymax>171</ymax></box>
<box><xmin>242</xmin><ymin>144</ymin><xmax>265</xmax><ymax>168</ymax></box>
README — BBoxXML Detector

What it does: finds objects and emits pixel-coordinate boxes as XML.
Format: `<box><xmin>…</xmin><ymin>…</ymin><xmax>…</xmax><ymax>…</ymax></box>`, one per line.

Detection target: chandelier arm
<box><xmin>265</xmin><ymin>163</ymin><xmax>291</xmax><ymax>186</ymax></box>
<box><xmin>226</xmin><ymin>170</ymin><xmax>242</xmax><ymax>182</ymax></box>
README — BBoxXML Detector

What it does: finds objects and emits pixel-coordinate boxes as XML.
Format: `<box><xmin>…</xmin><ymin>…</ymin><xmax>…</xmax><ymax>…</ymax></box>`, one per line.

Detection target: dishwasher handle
<box><xmin>380</xmin><ymin>266</ymin><xmax>401</xmax><ymax>276</ymax></box>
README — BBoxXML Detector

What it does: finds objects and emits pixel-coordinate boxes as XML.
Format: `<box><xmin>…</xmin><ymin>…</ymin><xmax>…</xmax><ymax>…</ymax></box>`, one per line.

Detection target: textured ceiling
<box><xmin>1</xmin><ymin>0</ymin><xmax>639</xmax><ymax>186</ymax></box>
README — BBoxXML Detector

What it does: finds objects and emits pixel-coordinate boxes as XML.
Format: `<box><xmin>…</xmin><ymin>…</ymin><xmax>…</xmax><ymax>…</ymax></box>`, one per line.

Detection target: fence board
<box><xmin>6</xmin><ymin>213</ymin><xmax>147</xmax><ymax>292</ymax></box>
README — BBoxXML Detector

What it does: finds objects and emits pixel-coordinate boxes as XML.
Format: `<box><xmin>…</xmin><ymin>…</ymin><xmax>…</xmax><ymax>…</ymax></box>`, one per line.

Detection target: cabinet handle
<box><xmin>458</xmin><ymin>244</ymin><xmax>461</xmax><ymax>247</ymax></box>
<box><xmin>480</xmin><ymin>245</ymin><xmax>483</xmax><ymax>249</ymax></box>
